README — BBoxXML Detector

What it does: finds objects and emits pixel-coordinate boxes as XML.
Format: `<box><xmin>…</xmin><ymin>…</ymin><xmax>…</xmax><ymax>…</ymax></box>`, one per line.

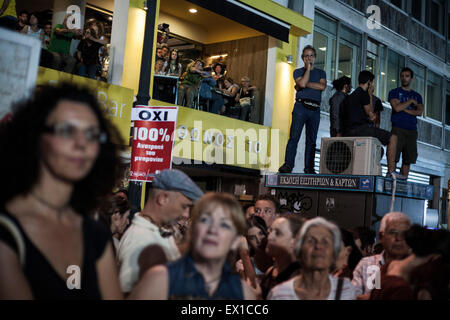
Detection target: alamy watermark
<box><xmin>66</xmin><ymin>5</ymin><xmax>81</xmax><ymax>30</ymax></box>
<box><xmin>365</xmin><ymin>265</ymin><xmax>381</xmax><ymax>290</ymax></box>
<box><xmin>66</xmin><ymin>265</ymin><xmax>81</xmax><ymax>290</ymax></box>
<box><xmin>366</xmin><ymin>5</ymin><xmax>381</xmax><ymax>30</ymax></box>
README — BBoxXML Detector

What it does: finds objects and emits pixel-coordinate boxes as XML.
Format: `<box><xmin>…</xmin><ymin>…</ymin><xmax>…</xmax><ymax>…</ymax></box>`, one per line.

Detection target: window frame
<box><xmin>313</xmin><ymin>28</ymin><xmax>337</xmax><ymax>83</ymax></box>
<box><xmin>425</xmin><ymin>68</ymin><xmax>444</xmax><ymax>123</ymax></box>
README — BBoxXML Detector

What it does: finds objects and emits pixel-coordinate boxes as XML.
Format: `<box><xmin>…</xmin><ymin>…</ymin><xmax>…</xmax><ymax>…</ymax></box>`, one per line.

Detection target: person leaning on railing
<box><xmin>177</xmin><ymin>59</ymin><xmax>208</xmax><ymax>108</ymax></box>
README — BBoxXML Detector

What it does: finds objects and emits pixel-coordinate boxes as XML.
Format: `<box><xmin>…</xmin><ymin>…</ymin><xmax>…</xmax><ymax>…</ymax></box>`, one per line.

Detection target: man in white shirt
<box><xmin>352</xmin><ymin>211</ymin><xmax>411</xmax><ymax>299</ymax></box>
<box><xmin>117</xmin><ymin>169</ymin><xmax>203</xmax><ymax>294</ymax></box>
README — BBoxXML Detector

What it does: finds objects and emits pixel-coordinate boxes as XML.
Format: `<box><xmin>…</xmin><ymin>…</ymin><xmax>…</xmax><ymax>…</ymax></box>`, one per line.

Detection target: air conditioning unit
<box><xmin>319</xmin><ymin>137</ymin><xmax>382</xmax><ymax>175</ymax></box>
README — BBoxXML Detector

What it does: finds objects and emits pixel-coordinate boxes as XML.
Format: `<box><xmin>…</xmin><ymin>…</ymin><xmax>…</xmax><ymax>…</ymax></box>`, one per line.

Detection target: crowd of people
<box><xmin>153</xmin><ymin>23</ymin><xmax>258</xmax><ymax>121</ymax></box>
<box><xmin>0</xmin><ymin>8</ymin><xmax>110</xmax><ymax>81</ymax></box>
<box><xmin>0</xmin><ymin>82</ymin><xmax>449</xmax><ymax>300</ymax></box>
<box><xmin>279</xmin><ymin>45</ymin><xmax>423</xmax><ymax>180</ymax></box>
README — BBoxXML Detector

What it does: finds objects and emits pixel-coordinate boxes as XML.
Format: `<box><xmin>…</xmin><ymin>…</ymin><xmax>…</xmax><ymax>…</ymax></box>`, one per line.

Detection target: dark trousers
<box><xmin>209</xmin><ymin>92</ymin><xmax>224</xmax><ymax>114</ymax></box>
<box><xmin>284</xmin><ymin>103</ymin><xmax>320</xmax><ymax>173</ymax></box>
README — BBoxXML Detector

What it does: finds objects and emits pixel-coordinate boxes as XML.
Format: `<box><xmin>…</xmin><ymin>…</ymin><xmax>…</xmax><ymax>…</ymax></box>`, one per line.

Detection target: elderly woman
<box><xmin>129</xmin><ymin>192</ymin><xmax>256</xmax><ymax>299</ymax></box>
<box><xmin>268</xmin><ymin>217</ymin><xmax>356</xmax><ymax>300</ymax></box>
<box><xmin>0</xmin><ymin>83</ymin><xmax>123</xmax><ymax>299</ymax></box>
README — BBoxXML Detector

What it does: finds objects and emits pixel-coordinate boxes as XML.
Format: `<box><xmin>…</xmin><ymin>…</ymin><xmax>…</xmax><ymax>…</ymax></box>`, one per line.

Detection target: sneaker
<box><xmin>279</xmin><ymin>164</ymin><xmax>292</xmax><ymax>173</ymax></box>
<box><xmin>386</xmin><ymin>170</ymin><xmax>407</xmax><ymax>180</ymax></box>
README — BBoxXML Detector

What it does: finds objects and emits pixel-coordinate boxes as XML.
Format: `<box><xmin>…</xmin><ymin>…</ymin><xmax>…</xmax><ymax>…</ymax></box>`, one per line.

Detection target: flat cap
<box><xmin>152</xmin><ymin>169</ymin><xmax>203</xmax><ymax>202</ymax></box>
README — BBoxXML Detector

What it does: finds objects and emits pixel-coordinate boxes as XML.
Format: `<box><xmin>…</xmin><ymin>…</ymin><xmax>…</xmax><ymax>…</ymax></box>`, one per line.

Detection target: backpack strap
<box><xmin>0</xmin><ymin>214</ymin><xmax>26</xmax><ymax>266</ymax></box>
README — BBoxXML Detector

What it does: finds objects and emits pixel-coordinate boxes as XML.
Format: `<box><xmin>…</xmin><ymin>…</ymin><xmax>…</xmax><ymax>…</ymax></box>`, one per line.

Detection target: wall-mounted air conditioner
<box><xmin>319</xmin><ymin>137</ymin><xmax>382</xmax><ymax>176</ymax></box>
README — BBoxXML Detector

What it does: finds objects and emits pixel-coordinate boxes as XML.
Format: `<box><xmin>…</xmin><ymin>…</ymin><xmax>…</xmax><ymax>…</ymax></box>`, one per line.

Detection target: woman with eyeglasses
<box><xmin>0</xmin><ymin>83</ymin><xmax>123</xmax><ymax>299</ymax></box>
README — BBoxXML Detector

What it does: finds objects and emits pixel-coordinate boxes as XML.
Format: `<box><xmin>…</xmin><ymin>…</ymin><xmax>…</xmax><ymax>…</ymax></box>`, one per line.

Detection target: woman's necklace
<box><xmin>31</xmin><ymin>192</ymin><xmax>70</xmax><ymax>220</ymax></box>
<box><xmin>205</xmin><ymin>274</ymin><xmax>222</xmax><ymax>296</ymax></box>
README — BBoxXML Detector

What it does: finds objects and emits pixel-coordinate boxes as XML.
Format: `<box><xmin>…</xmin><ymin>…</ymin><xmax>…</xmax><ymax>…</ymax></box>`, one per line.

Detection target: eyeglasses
<box><xmin>42</xmin><ymin>123</ymin><xmax>107</xmax><ymax>143</ymax></box>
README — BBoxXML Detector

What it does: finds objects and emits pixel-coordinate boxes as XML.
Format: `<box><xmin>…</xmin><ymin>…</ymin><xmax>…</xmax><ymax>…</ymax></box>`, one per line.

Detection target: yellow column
<box><xmin>270</xmin><ymin>34</ymin><xmax>298</xmax><ymax>171</ymax></box>
<box><xmin>122</xmin><ymin>0</ymin><xmax>160</xmax><ymax>97</ymax></box>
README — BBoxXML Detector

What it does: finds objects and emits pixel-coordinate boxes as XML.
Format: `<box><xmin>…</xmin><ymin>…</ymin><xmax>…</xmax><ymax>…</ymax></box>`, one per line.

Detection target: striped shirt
<box><xmin>352</xmin><ymin>252</ymin><xmax>385</xmax><ymax>296</ymax></box>
<box><xmin>267</xmin><ymin>275</ymin><xmax>356</xmax><ymax>300</ymax></box>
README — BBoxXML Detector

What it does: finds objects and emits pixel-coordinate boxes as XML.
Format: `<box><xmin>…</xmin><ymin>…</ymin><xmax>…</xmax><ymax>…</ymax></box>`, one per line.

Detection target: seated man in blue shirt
<box><xmin>279</xmin><ymin>45</ymin><xmax>326</xmax><ymax>174</ymax></box>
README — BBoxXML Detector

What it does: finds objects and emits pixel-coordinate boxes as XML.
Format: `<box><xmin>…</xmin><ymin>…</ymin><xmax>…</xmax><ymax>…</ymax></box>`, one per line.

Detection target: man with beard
<box><xmin>388</xmin><ymin>67</ymin><xmax>423</xmax><ymax>179</ymax></box>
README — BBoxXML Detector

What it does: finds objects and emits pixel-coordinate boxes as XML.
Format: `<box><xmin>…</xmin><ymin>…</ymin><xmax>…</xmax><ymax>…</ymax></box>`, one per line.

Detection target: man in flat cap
<box><xmin>117</xmin><ymin>169</ymin><xmax>203</xmax><ymax>295</ymax></box>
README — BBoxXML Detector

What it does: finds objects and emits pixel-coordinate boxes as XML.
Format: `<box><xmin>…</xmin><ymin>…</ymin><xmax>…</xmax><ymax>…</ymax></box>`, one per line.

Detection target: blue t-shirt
<box><xmin>167</xmin><ymin>254</ymin><xmax>243</xmax><ymax>300</ymax></box>
<box><xmin>294</xmin><ymin>67</ymin><xmax>326</xmax><ymax>103</ymax></box>
<box><xmin>388</xmin><ymin>87</ymin><xmax>423</xmax><ymax>130</ymax></box>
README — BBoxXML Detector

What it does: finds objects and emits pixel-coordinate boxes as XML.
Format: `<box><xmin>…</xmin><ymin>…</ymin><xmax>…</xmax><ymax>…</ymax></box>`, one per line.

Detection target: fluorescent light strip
<box><xmin>226</xmin><ymin>0</ymin><xmax>290</xmax><ymax>30</ymax></box>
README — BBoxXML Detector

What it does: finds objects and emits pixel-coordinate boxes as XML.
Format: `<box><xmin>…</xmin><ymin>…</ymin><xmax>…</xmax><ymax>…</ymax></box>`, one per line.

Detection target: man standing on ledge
<box><xmin>279</xmin><ymin>45</ymin><xmax>326</xmax><ymax>174</ymax></box>
<box><xmin>388</xmin><ymin>67</ymin><xmax>423</xmax><ymax>179</ymax></box>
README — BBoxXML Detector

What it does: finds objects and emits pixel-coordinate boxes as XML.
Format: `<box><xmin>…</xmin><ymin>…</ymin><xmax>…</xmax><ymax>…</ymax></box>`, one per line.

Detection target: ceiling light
<box><xmin>210</xmin><ymin>54</ymin><xmax>228</xmax><ymax>59</ymax></box>
<box><xmin>189</xmin><ymin>8</ymin><xmax>198</xmax><ymax>13</ymax></box>
<box><xmin>319</xmin><ymin>47</ymin><xmax>327</xmax><ymax>51</ymax></box>
<box><xmin>381</xmin><ymin>72</ymin><xmax>386</xmax><ymax>75</ymax></box>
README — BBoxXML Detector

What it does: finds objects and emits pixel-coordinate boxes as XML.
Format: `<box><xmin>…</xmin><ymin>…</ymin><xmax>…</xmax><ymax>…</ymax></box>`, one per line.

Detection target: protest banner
<box><xmin>130</xmin><ymin>106</ymin><xmax>178</xmax><ymax>182</ymax></box>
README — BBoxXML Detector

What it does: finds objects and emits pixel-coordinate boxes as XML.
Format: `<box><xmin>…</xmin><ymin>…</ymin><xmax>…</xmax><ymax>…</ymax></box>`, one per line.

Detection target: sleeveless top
<box><xmin>167</xmin><ymin>254</ymin><xmax>244</xmax><ymax>300</ymax></box>
<box><xmin>26</xmin><ymin>26</ymin><xmax>42</xmax><ymax>41</ymax></box>
<box><xmin>0</xmin><ymin>207</ymin><xmax>111</xmax><ymax>299</ymax></box>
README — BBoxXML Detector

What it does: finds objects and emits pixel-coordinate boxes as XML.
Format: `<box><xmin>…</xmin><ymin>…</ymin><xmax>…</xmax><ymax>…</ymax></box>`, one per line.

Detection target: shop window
<box><xmin>366</xmin><ymin>39</ymin><xmax>380</xmax><ymax>97</ymax></box>
<box><xmin>426</xmin><ymin>0</ymin><xmax>444</xmax><ymax>34</ymax></box>
<box><xmin>288</xmin><ymin>0</ymin><xmax>304</xmax><ymax>14</ymax></box>
<box><xmin>409</xmin><ymin>60</ymin><xmax>425</xmax><ymax>101</ymax></box>
<box><xmin>411</xmin><ymin>0</ymin><xmax>424</xmax><ymax>21</ymax></box>
<box><xmin>313</xmin><ymin>31</ymin><xmax>336</xmax><ymax>82</ymax></box>
<box><xmin>390</xmin><ymin>0</ymin><xmax>404</xmax><ymax>10</ymax></box>
<box><xmin>446</xmin><ymin>80</ymin><xmax>450</xmax><ymax>126</ymax></box>
<box><xmin>313</xmin><ymin>12</ymin><xmax>337</xmax><ymax>82</ymax></box>
<box><xmin>386</xmin><ymin>49</ymin><xmax>405</xmax><ymax>100</ymax></box>
<box><xmin>379</xmin><ymin>45</ymin><xmax>388</xmax><ymax>101</ymax></box>
<box><xmin>426</xmin><ymin>70</ymin><xmax>443</xmax><ymax>122</ymax></box>
<box><xmin>338</xmin><ymin>25</ymin><xmax>361</xmax><ymax>88</ymax></box>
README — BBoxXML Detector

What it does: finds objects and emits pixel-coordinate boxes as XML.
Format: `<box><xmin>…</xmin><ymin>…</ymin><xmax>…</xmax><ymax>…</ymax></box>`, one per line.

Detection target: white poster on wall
<box><xmin>0</xmin><ymin>27</ymin><xmax>41</xmax><ymax>122</ymax></box>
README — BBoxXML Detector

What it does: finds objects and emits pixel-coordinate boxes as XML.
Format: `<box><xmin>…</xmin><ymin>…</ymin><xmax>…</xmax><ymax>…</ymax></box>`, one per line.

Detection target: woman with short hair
<box><xmin>129</xmin><ymin>192</ymin><xmax>257</xmax><ymax>300</ymax></box>
<box><xmin>268</xmin><ymin>217</ymin><xmax>356</xmax><ymax>300</ymax></box>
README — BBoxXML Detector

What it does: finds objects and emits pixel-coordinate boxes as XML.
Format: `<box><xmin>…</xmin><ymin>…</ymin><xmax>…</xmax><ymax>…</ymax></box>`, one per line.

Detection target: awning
<box><xmin>186</xmin><ymin>0</ymin><xmax>312</xmax><ymax>42</ymax></box>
